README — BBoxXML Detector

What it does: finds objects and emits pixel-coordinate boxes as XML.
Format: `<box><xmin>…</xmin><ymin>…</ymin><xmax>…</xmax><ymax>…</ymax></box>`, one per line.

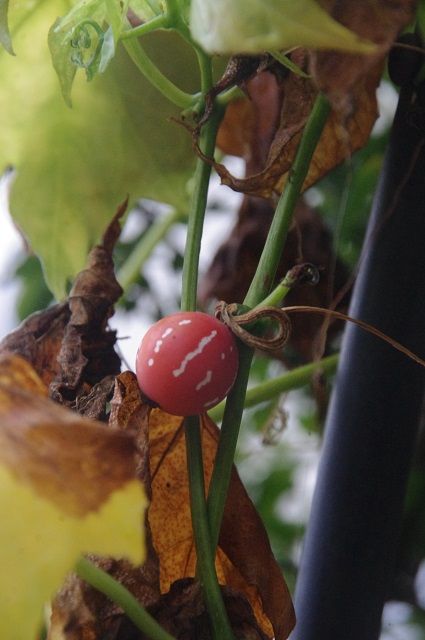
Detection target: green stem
<box><xmin>257</xmin><ymin>281</ymin><xmax>292</xmax><ymax>309</ymax></box>
<box><xmin>178</xmin><ymin>53</ymin><xmax>233</xmax><ymax>637</ymax></box>
<box><xmin>184</xmin><ymin>417</ymin><xmax>236</xmax><ymax>640</ymax></box>
<box><xmin>207</xmin><ymin>343</ymin><xmax>254</xmax><ymax>550</ymax></box>
<box><xmin>245</xmin><ymin>93</ymin><xmax>331</xmax><ymax>307</ymax></box>
<box><xmin>117</xmin><ymin>208</ymin><xmax>185</xmax><ymax>292</ymax></box>
<box><xmin>163</xmin><ymin>0</ymin><xmax>181</xmax><ymax>24</ymax></box>
<box><xmin>218</xmin><ymin>85</ymin><xmax>245</xmax><ymax>106</ymax></box>
<box><xmin>121</xmin><ymin>14</ymin><xmax>169</xmax><ymax>40</ymax></box>
<box><xmin>195</xmin><ymin>47</ymin><xmax>213</xmax><ymax>95</ymax></box>
<box><xmin>75</xmin><ymin>557</ymin><xmax>176</xmax><ymax>640</ymax></box>
<box><xmin>207</xmin><ymin>93</ymin><xmax>331</xmax><ymax>550</ymax></box>
<box><xmin>180</xmin><ymin>105</ymin><xmax>223</xmax><ymax>311</ymax></box>
<box><xmin>122</xmin><ymin>37</ymin><xmax>196</xmax><ymax>109</ymax></box>
<box><xmin>208</xmin><ymin>353</ymin><xmax>339</xmax><ymax>423</ymax></box>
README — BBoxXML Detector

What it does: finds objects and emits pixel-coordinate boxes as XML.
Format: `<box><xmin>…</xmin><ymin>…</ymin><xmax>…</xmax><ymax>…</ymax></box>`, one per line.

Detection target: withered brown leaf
<box><xmin>148</xmin><ymin>408</ymin><xmax>295</xmax><ymax>639</ymax></box>
<box><xmin>150</xmin><ymin>577</ymin><xmax>270</xmax><ymax>640</ymax></box>
<box><xmin>0</xmin><ymin>353</ymin><xmax>137</xmax><ymax>518</ymax></box>
<box><xmin>210</xmin><ymin>1</ymin><xmax>414</xmax><ymax>198</ymax></box>
<box><xmin>214</xmin><ymin>55</ymin><xmax>378</xmax><ymax>198</ymax></box>
<box><xmin>0</xmin><ymin>202</ymin><xmax>127</xmax><ymax>415</ymax></box>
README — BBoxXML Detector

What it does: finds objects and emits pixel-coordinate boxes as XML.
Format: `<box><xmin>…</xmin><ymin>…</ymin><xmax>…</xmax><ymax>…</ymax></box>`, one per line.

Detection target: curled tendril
<box><xmin>70</xmin><ymin>20</ymin><xmax>104</xmax><ymax>77</ymax></box>
<box><xmin>215</xmin><ymin>301</ymin><xmax>291</xmax><ymax>352</ymax></box>
<box><xmin>217</xmin><ymin>300</ymin><xmax>425</xmax><ymax>368</ymax></box>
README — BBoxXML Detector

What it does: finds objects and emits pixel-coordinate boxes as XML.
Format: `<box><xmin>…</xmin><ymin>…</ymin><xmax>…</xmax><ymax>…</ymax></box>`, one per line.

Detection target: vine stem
<box><xmin>245</xmin><ymin>94</ymin><xmax>331</xmax><ymax>307</ymax></box>
<box><xmin>184</xmin><ymin>417</ymin><xmax>236</xmax><ymax>640</ymax></box>
<box><xmin>117</xmin><ymin>208</ymin><xmax>185</xmax><ymax>292</ymax></box>
<box><xmin>75</xmin><ymin>557</ymin><xmax>176</xmax><ymax>640</ymax></box>
<box><xmin>208</xmin><ymin>353</ymin><xmax>339</xmax><ymax>423</ymax></box>
<box><xmin>179</xmin><ymin>55</ymin><xmax>234</xmax><ymax>637</ymax></box>
<box><xmin>207</xmin><ymin>93</ymin><xmax>331</xmax><ymax>550</ymax></box>
<box><xmin>181</xmin><ymin>106</ymin><xmax>223</xmax><ymax>311</ymax></box>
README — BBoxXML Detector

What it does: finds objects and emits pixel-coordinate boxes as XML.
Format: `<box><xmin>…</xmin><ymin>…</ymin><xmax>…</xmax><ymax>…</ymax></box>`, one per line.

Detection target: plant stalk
<box><xmin>180</xmin><ymin>106</ymin><xmax>223</xmax><ymax>311</ymax></box>
<box><xmin>184</xmin><ymin>416</ymin><xmax>236</xmax><ymax>640</ymax></box>
<box><xmin>245</xmin><ymin>93</ymin><xmax>331</xmax><ymax>307</ymax></box>
<box><xmin>208</xmin><ymin>353</ymin><xmax>339</xmax><ymax>423</ymax></box>
<box><xmin>178</xmin><ymin>53</ymin><xmax>233</xmax><ymax>638</ymax></box>
<box><xmin>75</xmin><ymin>557</ymin><xmax>176</xmax><ymax>640</ymax></box>
<box><xmin>207</xmin><ymin>92</ymin><xmax>331</xmax><ymax>551</ymax></box>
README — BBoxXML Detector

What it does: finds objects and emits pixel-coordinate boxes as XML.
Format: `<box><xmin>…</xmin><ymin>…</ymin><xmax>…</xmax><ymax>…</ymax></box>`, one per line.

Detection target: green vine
<box><xmin>178</xmin><ymin>51</ymin><xmax>233</xmax><ymax>638</ymax></box>
<box><xmin>206</xmin><ymin>93</ymin><xmax>332</xmax><ymax>550</ymax></box>
<box><xmin>208</xmin><ymin>353</ymin><xmax>339</xmax><ymax>423</ymax></box>
<box><xmin>184</xmin><ymin>417</ymin><xmax>236</xmax><ymax>640</ymax></box>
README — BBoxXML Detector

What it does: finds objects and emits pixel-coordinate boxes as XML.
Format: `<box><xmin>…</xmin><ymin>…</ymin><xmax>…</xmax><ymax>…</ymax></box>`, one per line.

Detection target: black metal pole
<box><xmin>292</xmin><ymin>87</ymin><xmax>425</xmax><ymax>640</ymax></box>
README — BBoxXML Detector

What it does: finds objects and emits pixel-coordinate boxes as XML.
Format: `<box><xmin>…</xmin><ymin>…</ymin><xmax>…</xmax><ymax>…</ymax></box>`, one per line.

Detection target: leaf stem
<box><xmin>117</xmin><ymin>208</ymin><xmax>185</xmax><ymax>292</ymax></box>
<box><xmin>218</xmin><ymin>85</ymin><xmax>245</xmax><ymax>106</ymax></box>
<box><xmin>208</xmin><ymin>353</ymin><xmax>339</xmax><ymax>423</ymax></box>
<box><xmin>184</xmin><ymin>416</ymin><xmax>236</xmax><ymax>640</ymax></box>
<box><xmin>207</xmin><ymin>92</ymin><xmax>331</xmax><ymax>550</ymax></box>
<box><xmin>75</xmin><ymin>556</ymin><xmax>176</xmax><ymax>640</ymax></box>
<box><xmin>122</xmin><ymin>38</ymin><xmax>197</xmax><ymax>109</ymax></box>
<box><xmin>180</xmin><ymin>105</ymin><xmax>223</xmax><ymax>311</ymax></box>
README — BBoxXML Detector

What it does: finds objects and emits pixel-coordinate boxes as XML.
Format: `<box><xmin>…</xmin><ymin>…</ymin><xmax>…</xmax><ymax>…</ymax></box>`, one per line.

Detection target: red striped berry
<box><xmin>135</xmin><ymin>311</ymin><xmax>238</xmax><ymax>416</ymax></box>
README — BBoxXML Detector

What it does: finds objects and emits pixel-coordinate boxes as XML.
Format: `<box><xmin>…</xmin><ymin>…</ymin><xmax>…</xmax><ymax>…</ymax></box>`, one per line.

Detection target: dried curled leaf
<box><xmin>0</xmin><ymin>302</ymin><xmax>70</xmax><ymax>387</ymax></box>
<box><xmin>1</xmin><ymin>204</ymin><xmax>125</xmax><ymax>409</ymax></box>
<box><xmin>214</xmin><ymin>57</ymin><xmax>379</xmax><ymax>198</ymax></box>
<box><xmin>148</xmin><ymin>407</ymin><xmax>295</xmax><ymax>639</ymax></box>
<box><xmin>0</xmin><ymin>354</ymin><xmax>146</xmax><ymax>640</ymax></box>
<box><xmin>150</xmin><ymin>577</ymin><xmax>270</xmax><ymax>639</ymax></box>
<box><xmin>211</xmin><ymin>1</ymin><xmax>414</xmax><ymax>197</ymax></box>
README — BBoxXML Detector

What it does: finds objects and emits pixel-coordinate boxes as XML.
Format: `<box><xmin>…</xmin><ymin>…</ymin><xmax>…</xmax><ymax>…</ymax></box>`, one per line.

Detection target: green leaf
<box><xmin>0</xmin><ymin>467</ymin><xmax>145</xmax><ymax>640</ymax></box>
<box><xmin>1</xmin><ymin>2</ymin><xmax>197</xmax><ymax>299</ymax></box>
<box><xmin>0</xmin><ymin>0</ymin><xmax>13</xmax><ymax>54</ymax></box>
<box><xmin>190</xmin><ymin>0</ymin><xmax>376</xmax><ymax>55</ymax></box>
<box><xmin>49</xmin><ymin>0</ymin><xmax>130</xmax><ymax>104</ymax></box>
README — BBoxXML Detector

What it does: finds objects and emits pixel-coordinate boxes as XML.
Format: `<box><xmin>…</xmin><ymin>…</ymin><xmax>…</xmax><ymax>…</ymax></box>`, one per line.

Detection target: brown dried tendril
<box><xmin>217</xmin><ymin>301</ymin><xmax>425</xmax><ymax>368</ymax></box>
<box><xmin>215</xmin><ymin>301</ymin><xmax>291</xmax><ymax>352</ymax></box>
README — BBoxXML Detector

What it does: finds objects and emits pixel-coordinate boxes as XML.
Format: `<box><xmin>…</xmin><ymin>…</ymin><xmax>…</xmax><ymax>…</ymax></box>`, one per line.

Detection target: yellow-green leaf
<box><xmin>0</xmin><ymin>467</ymin><xmax>145</xmax><ymax>640</ymax></box>
<box><xmin>0</xmin><ymin>353</ymin><xmax>147</xmax><ymax>640</ymax></box>
<box><xmin>190</xmin><ymin>0</ymin><xmax>376</xmax><ymax>55</ymax></box>
<box><xmin>1</xmin><ymin>1</ymin><xmax>197</xmax><ymax>299</ymax></box>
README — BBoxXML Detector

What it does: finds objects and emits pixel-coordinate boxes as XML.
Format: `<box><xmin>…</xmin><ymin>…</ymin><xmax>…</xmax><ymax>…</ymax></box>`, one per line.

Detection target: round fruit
<box><xmin>135</xmin><ymin>311</ymin><xmax>239</xmax><ymax>416</ymax></box>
